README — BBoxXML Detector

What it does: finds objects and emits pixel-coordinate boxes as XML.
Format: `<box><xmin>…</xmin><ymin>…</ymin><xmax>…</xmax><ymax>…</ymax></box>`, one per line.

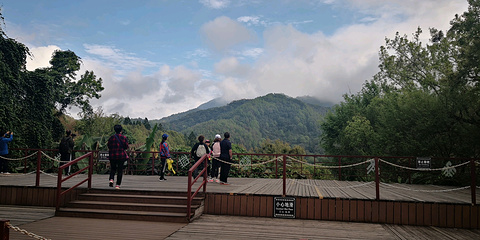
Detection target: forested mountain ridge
<box><xmin>159</xmin><ymin>93</ymin><xmax>331</xmax><ymax>153</ymax></box>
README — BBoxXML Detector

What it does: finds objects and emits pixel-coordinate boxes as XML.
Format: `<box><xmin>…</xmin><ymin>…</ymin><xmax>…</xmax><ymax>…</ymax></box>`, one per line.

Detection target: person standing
<box><xmin>219</xmin><ymin>132</ymin><xmax>232</xmax><ymax>185</ymax></box>
<box><xmin>107</xmin><ymin>125</ymin><xmax>129</xmax><ymax>189</ymax></box>
<box><xmin>158</xmin><ymin>133</ymin><xmax>171</xmax><ymax>181</ymax></box>
<box><xmin>191</xmin><ymin>135</ymin><xmax>210</xmax><ymax>179</ymax></box>
<box><xmin>209</xmin><ymin>134</ymin><xmax>222</xmax><ymax>183</ymax></box>
<box><xmin>59</xmin><ymin>130</ymin><xmax>75</xmax><ymax>175</ymax></box>
<box><xmin>0</xmin><ymin>130</ymin><xmax>13</xmax><ymax>174</ymax></box>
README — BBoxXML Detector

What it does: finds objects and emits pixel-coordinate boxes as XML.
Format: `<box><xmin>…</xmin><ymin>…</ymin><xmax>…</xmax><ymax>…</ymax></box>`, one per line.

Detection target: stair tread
<box><xmin>58</xmin><ymin>207</ymin><xmax>186</xmax><ymax>217</ymax></box>
<box><xmin>70</xmin><ymin>200</ymin><xmax>199</xmax><ymax>208</ymax></box>
<box><xmin>81</xmin><ymin>193</ymin><xmax>203</xmax><ymax>199</ymax></box>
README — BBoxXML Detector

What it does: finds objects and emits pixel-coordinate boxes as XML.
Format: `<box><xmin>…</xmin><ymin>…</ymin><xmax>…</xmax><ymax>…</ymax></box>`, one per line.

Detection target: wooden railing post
<box><xmin>36</xmin><ymin>151</ymin><xmax>41</xmax><ymax>187</ymax></box>
<box><xmin>375</xmin><ymin>157</ymin><xmax>380</xmax><ymax>201</ymax></box>
<box><xmin>471</xmin><ymin>159</ymin><xmax>476</xmax><ymax>206</ymax></box>
<box><xmin>0</xmin><ymin>219</ymin><xmax>9</xmax><ymax>240</ymax></box>
<box><xmin>88</xmin><ymin>153</ymin><xmax>93</xmax><ymax>189</ymax></box>
<box><xmin>283</xmin><ymin>154</ymin><xmax>286</xmax><ymax>197</ymax></box>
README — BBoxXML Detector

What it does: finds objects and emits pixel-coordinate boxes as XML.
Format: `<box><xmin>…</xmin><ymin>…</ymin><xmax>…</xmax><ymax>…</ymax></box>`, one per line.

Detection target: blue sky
<box><xmin>2</xmin><ymin>0</ymin><xmax>469</xmax><ymax>119</ymax></box>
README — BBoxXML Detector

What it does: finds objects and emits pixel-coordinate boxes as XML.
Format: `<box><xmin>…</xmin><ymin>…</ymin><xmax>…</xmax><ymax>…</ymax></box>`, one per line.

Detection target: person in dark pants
<box><xmin>0</xmin><ymin>130</ymin><xmax>13</xmax><ymax>174</ymax></box>
<box><xmin>209</xmin><ymin>134</ymin><xmax>222</xmax><ymax>183</ymax></box>
<box><xmin>59</xmin><ymin>130</ymin><xmax>75</xmax><ymax>175</ymax></box>
<box><xmin>107</xmin><ymin>125</ymin><xmax>129</xmax><ymax>189</ymax></box>
<box><xmin>158</xmin><ymin>133</ymin><xmax>171</xmax><ymax>181</ymax></box>
<box><xmin>219</xmin><ymin>132</ymin><xmax>232</xmax><ymax>185</ymax></box>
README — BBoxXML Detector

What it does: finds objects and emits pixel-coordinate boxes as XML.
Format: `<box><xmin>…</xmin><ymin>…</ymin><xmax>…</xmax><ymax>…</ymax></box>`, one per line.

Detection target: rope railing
<box><xmin>286</xmin><ymin>156</ymin><xmax>373</xmax><ymax>169</ymax></box>
<box><xmin>0</xmin><ymin>151</ymin><xmax>38</xmax><ymax>161</ymax></box>
<box><xmin>211</xmin><ymin>155</ymin><xmax>282</xmax><ymax>167</ymax></box>
<box><xmin>379</xmin><ymin>158</ymin><xmax>470</xmax><ymax>171</ymax></box>
<box><xmin>6</xmin><ymin>221</ymin><xmax>51</xmax><ymax>240</ymax></box>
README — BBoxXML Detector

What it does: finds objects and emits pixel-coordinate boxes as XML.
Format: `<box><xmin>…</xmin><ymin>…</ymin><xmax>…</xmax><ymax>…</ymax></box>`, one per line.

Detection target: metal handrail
<box><xmin>55</xmin><ymin>152</ymin><xmax>94</xmax><ymax>211</ymax></box>
<box><xmin>186</xmin><ymin>154</ymin><xmax>208</xmax><ymax>221</ymax></box>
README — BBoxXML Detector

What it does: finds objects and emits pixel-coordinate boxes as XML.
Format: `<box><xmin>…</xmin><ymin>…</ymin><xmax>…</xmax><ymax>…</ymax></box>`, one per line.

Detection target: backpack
<box><xmin>59</xmin><ymin>137</ymin><xmax>70</xmax><ymax>153</ymax></box>
<box><xmin>196</xmin><ymin>144</ymin><xmax>206</xmax><ymax>158</ymax></box>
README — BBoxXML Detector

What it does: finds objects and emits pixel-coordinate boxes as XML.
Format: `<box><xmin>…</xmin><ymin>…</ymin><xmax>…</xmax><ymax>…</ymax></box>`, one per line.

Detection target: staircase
<box><xmin>55</xmin><ymin>189</ymin><xmax>204</xmax><ymax>223</ymax></box>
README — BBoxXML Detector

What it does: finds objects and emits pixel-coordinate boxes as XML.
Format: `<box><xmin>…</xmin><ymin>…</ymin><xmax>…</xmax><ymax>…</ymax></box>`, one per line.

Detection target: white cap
<box><xmin>215</xmin><ymin>134</ymin><xmax>221</xmax><ymax>139</ymax></box>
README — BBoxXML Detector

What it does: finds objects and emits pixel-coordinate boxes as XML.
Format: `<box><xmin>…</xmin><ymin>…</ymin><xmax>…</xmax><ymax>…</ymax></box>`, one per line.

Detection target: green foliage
<box><xmin>164</xmin><ymin>93</ymin><xmax>328</xmax><ymax>153</ymax></box>
<box><xmin>320</xmin><ymin>1</ymin><xmax>480</xmax><ymax>184</ymax></box>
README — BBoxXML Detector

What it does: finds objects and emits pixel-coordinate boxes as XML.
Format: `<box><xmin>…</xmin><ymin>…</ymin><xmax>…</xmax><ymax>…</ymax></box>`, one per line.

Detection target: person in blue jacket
<box><xmin>0</xmin><ymin>130</ymin><xmax>13</xmax><ymax>174</ymax></box>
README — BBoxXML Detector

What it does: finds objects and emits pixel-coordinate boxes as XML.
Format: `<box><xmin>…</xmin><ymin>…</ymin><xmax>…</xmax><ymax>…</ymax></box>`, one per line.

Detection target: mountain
<box><xmin>161</xmin><ymin>93</ymin><xmax>331</xmax><ymax>153</ymax></box>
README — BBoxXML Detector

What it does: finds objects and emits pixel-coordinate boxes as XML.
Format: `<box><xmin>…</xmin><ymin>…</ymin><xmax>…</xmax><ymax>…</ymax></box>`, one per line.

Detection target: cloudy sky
<box><xmin>2</xmin><ymin>0</ymin><xmax>469</xmax><ymax>119</ymax></box>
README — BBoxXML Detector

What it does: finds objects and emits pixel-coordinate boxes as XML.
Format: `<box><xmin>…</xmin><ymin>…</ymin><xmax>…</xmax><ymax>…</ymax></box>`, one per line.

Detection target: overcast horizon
<box><xmin>2</xmin><ymin>0</ymin><xmax>469</xmax><ymax>119</ymax></box>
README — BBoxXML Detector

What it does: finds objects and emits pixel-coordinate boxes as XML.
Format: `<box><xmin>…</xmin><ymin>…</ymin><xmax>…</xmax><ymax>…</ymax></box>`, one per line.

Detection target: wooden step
<box><xmin>78</xmin><ymin>193</ymin><xmax>203</xmax><ymax>205</ymax></box>
<box><xmin>56</xmin><ymin>207</ymin><xmax>189</xmax><ymax>223</ymax></box>
<box><xmin>67</xmin><ymin>200</ymin><xmax>199</xmax><ymax>213</ymax></box>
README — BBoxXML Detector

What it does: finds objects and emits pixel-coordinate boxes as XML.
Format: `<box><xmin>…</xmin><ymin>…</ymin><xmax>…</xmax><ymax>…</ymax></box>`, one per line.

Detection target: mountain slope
<box><xmin>162</xmin><ymin>93</ymin><xmax>330</xmax><ymax>153</ymax></box>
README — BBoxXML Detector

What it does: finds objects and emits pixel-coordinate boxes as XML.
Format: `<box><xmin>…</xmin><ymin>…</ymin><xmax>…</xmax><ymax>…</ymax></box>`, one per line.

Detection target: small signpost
<box><xmin>99</xmin><ymin>151</ymin><xmax>109</xmax><ymax>162</ymax></box>
<box><xmin>274</xmin><ymin>197</ymin><xmax>295</xmax><ymax>218</ymax></box>
<box><xmin>416</xmin><ymin>157</ymin><xmax>431</xmax><ymax>169</ymax></box>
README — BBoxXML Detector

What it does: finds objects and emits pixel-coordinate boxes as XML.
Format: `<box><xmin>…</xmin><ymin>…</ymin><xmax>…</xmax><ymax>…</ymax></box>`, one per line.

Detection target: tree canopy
<box><xmin>0</xmin><ymin>9</ymin><xmax>104</xmax><ymax>148</ymax></box>
<box><xmin>321</xmin><ymin>0</ymin><xmax>480</xmax><ymax>158</ymax></box>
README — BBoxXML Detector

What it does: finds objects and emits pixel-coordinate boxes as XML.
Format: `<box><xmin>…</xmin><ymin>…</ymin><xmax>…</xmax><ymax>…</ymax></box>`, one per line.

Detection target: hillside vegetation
<box><xmin>161</xmin><ymin>93</ymin><xmax>330</xmax><ymax>153</ymax></box>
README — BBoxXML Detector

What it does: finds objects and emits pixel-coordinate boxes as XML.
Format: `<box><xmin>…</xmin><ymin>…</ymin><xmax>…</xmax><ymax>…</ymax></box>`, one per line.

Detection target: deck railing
<box><xmin>5</xmin><ymin>148</ymin><xmax>479</xmax><ymax>205</ymax></box>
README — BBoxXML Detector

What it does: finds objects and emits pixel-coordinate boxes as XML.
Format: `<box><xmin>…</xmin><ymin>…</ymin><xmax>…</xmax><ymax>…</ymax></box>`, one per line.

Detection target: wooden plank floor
<box><xmin>3</xmin><ymin>206</ymin><xmax>480</xmax><ymax>240</ymax></box>
<box><xmin>1</xmin><ymin>173</ymin><xmax>478</xmax><ymax>204</ymax></box>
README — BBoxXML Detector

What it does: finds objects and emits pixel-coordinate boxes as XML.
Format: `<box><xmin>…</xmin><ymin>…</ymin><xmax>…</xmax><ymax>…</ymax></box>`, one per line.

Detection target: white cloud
<box><xmin>26</xmin><ymin>45</ymin><xmax>61</xmax><ymax>71</ymax></box>
<box><xmin>237</xmin><ymin>16</ymin><xmax>267</xmax><ymax>26</ymax></box>
<box><xmin>199</xmin><ymin>0</ymin><xmax>230</xmax><ymax>9</ymax></box>
<box><xmin>200</xmin><ymin>16</ymin><xmax>257</xmax><ymax>53</ymax></box>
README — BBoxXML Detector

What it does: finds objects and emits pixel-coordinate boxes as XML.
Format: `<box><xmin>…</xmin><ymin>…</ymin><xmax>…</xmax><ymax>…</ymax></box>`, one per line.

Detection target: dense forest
<box><xmin>160</xmin><ymin>93</ymin><xmax>329</xmax><ymax>153</ymax></box>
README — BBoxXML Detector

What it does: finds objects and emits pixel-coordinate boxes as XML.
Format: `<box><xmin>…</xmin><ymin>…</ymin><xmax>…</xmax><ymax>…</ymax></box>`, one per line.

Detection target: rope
<box><xmin>0</xmin><ymin>152</ymin><xmax>38</xmax><ymax>161</ymax></box>
<box><xmin>286</xmin><ymin>156</ymin><xmax>373</xmax><ymax>169</ymax></box>
<box><xmin>40</xmin><ymin>151</ymin><xmax>64</xmax><ymax>163</ymax></box>
<box><xmin>379</xmin><ymin>158</ymin><xmax>470</xmax><ymax>171</ymax></box>
<box><xmin>289</xmin><ymin>179</ymin><xmax>374</xmax><ymax>189</ymax></box>
<box><xmin>380</xmin><ymin>182</ymin><xmax>471</xmax><ymax>193</ymax></box>
<box><xmin>6</xmin><ymin>222</ymin><xmax>51</xmax><ymax>240</ymax></box>
<box><xmin>211</xmin><ymin>156</ymin><xmax>282</xmax><ymax>167</ymax></box>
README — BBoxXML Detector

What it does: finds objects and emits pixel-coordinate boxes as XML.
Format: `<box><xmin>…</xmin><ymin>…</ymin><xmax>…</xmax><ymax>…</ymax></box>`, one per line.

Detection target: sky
<box><xmin>1</xmin><ymin>0</ymin><xmax>469</xmax><ymax>119</ymax></box>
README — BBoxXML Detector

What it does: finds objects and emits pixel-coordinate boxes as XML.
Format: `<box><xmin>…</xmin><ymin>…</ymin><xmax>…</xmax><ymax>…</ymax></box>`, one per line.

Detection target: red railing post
<box><xmin>88</xmin><ymin>153</ymin><xmax>93</xmax><ymax>189</ymax></box>
<box><xmin>23</xmin><ymin>149</ymin><xmax>28</xmax><ymax>174</ymax></box>
<box><xmin>187</xmin><ymin>168</ymin><xmax>192</xmax><ymax>221</ymax></box>
<box><xmin>375</xmin><ymin>157</ymin><xmax>380</xmax><ymax>201</ymax></box>
<box><xmin>36</xmin><ymin>151</ymin><xmax>41</xmax><ymax>187</ymax></box>
<box><xmin>283</xmin><ymin>154</ymin><xmax>286</xmax><ymax>197</ymax></box>
<box><xmin>275</xmin><ymin>155</ymin><xmax>279</xmax><ymax>179</ymax></box>
<box><xmin>0</xmin><ymin>219</ymin><xmax>9</xmax><ymax>240</ymax></box>
<box><xmin>471</xmin><ymin>159</ymin><xmax>476</xmax><ymax>206</ymax></box>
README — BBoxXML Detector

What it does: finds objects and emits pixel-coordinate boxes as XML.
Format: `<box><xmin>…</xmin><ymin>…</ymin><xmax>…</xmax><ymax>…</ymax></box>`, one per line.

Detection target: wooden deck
<box><xmin>2</xmin><ymin>205</ymin><xmax>480</xmax><ymax>240</ymax></box>
<box><xmin>0</xmin><ymin>173</ymin><xmax>477</xmax><ymax>204</ymax></box>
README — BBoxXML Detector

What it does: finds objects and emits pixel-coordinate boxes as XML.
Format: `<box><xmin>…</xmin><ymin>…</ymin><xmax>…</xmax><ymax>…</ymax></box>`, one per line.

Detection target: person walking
<box><xmin>0</xmin><ymin>130</ymin><xmax>13</xmax><ymax>174</ymax></box>
<box><xmin>158</xmin><ymin>134</ymin><xmax>171</xmax><ymax>181</ymax></box>
<box><xmin>59</xmin><ymin>130</ymin><xmax>75</xmax><ymax>175</ymax></box>
<box><xmin>219</xmin><ymin>132</ymin><xmax>232</xmax><ymax>185</ymax></box>
<box><xmin>107</xmin><ymin>124</ymin><xmax>129</xmax><ymax>189</ymax></box>
<box><xmin>191</xmin><ymin>135</ymin><xmax>210</xmax><ymax>179</ymax></box>
<box><xmin>209</xmin><ymin>134</ymin><xmax>222</xmax><ymax>183</ymax></box>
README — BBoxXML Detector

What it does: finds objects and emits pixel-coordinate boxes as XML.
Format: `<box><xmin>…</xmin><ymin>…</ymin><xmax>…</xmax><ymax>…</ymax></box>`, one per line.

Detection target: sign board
<box><xmin>274</xmin><ymin>197</ymin><xmax>295</xmax><ymax>218</ymax></box>
<box><xmin>416</xmin><ymin>157</ymin><xmax>431</xmax><ymax>169</ymax></box>
<box><xmin>98</xmin><ymin>151</ymin><xmax>109</xmax><ymax>162</ymax></box>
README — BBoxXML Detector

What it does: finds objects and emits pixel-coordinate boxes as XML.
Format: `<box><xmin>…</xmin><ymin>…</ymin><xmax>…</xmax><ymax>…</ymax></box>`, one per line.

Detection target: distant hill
<box><xmin>160</xmin><ymin>93</ymin><xmax>331</xmax><ymax>153</ymax></box>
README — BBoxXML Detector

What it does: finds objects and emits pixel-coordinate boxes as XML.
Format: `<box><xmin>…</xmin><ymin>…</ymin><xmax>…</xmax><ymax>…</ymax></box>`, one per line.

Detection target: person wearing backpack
<box><xmin>209</xmin><ymin>134</ymin><xmax>222</xmax><ymax>183</ymax></box>
<box><xmin>107</xmin><ymin>125</ymin><xmax>129</xmax><ymax>189</ymax></box>
<box><xmin>190</xmin><ymin>135</ymin><xmax>210</xmax><ymax>179</ymax></box>
<box><xmin>59</xmin><ymin>130</ymin><xmax>75</xmax><ymax>176</ymax></box>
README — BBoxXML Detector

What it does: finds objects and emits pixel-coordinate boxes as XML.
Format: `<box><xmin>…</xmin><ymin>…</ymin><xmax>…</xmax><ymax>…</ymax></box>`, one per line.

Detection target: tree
<box><xmin>143</xmin><ymin>117</ymin><xmax>151</xmax><ymax>130</ymax></box>
<box><xmin>321</xmin><ymin>0</ymin><xmax>480</xmax><ymax>159</ymax></box>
